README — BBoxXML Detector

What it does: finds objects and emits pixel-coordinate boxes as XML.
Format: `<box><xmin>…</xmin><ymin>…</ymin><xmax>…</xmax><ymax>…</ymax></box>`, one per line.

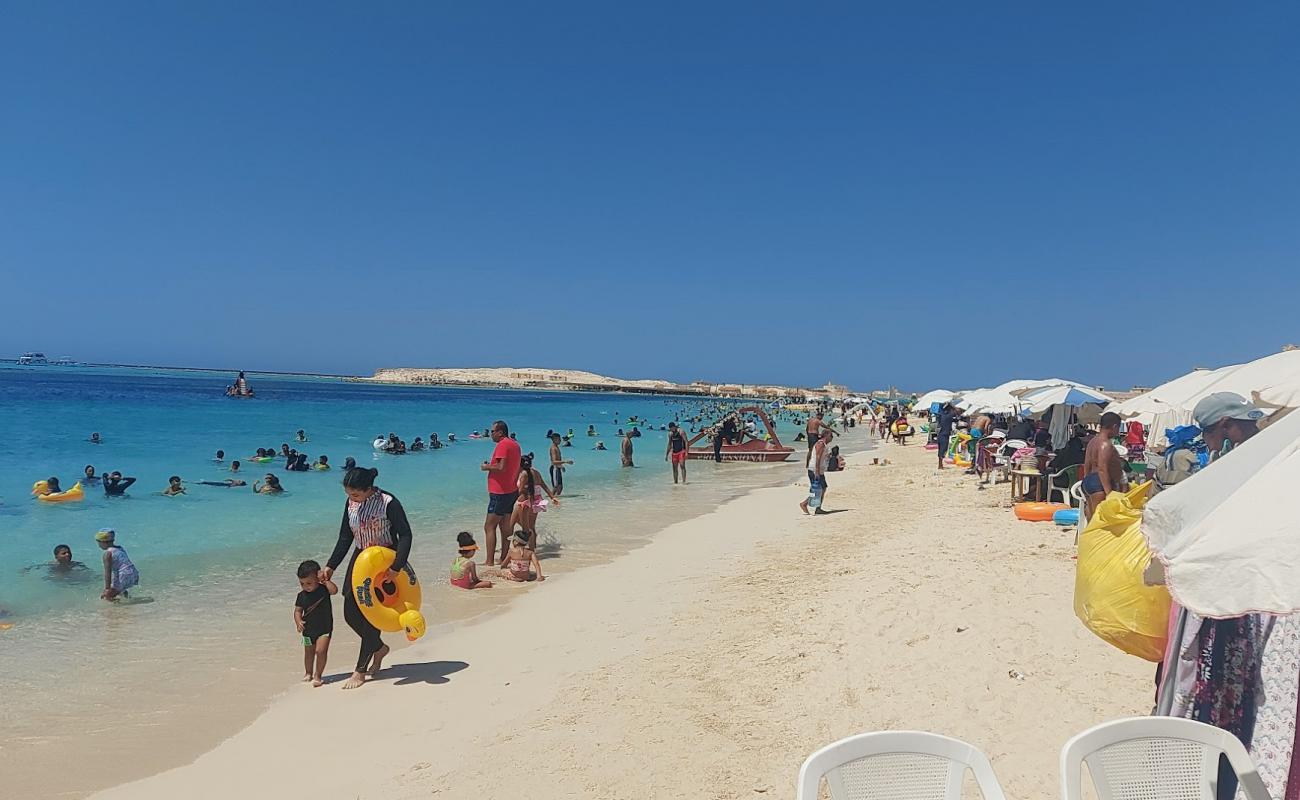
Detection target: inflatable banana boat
<box><xmin>32</xmin><ymin>481</ymin><xmax>84</xmax><ymax>503</ymax></box>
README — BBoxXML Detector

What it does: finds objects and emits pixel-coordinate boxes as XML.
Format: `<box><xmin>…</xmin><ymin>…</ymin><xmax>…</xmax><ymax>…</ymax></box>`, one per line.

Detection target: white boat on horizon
<box><xmin>17</xmin><ymin>352</ymin><xmax>48</xmax><ymax>366</ymax></box>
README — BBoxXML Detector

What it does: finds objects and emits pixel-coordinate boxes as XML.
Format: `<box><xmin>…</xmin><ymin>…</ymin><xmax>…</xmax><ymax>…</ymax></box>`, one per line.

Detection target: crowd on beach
<box><xmin>863</xmin><ymin>384</ymin><xmax>1298</xmax><ymax>800</ymax></box>
<box><xmin>18</xmin><ymin>379</ymin><xmax>819</xmax><ymax>692</ymax></box>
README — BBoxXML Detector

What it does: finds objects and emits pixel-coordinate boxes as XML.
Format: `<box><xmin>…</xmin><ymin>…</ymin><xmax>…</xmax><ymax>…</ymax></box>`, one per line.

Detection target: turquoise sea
<box><xmin>0</xmin><ymin>364</ymin><xmax>816</xmax><ymax>797</ymax></box>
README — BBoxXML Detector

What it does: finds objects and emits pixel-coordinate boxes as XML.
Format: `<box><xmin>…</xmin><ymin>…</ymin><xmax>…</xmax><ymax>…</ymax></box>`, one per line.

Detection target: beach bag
<box><xmin>1074</xmin><ymin>482</ymin><xmax>1170</xmax><ymax>662</ymax></box>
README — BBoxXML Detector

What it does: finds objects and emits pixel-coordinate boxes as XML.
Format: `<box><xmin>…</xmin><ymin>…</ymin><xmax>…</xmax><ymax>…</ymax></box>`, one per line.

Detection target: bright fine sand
<box><xmin>94</xmin><ymin>436</ymin><xmax>1152</xmax><ymax>799</ymax></box>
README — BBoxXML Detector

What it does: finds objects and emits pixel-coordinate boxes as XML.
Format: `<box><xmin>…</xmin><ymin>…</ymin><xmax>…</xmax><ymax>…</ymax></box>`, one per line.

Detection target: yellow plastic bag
<box><xmin>1074</xmin><ymin>482</ymin><xmax>1171</xmax><ymax>662</ymax></box>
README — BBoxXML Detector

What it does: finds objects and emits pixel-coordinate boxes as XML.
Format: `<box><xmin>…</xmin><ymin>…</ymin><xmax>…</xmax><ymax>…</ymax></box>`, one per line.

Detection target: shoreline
<box><xmin>4</xmin><ymin>449</ymin><xmax>819</xmax><ymax>799</ymax></box>
<box><xmin>92</xmin><ymin>434</ymin><xmax>1151</xmax><ymax>800</ymax></box>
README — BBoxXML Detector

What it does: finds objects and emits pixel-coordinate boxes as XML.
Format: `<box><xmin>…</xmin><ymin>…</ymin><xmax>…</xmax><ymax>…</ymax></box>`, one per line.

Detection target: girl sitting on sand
<box><xmin>449</xmin><ymin>532</ymin><xmax>492</xmax><ymax>590</ymax></box>
<box><xmin>498</xmin><ymin>529</ymin><xmax>545</xmax><ymax>583</ymax></box>
<box><xmin>510</xmin><ymin>453</ymin><xmax>559</xmax><ymax>550</ymax></box>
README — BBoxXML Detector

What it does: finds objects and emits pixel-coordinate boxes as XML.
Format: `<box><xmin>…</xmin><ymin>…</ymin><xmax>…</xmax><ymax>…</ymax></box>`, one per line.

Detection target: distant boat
<box><xmin>685</xmin><ymin>406</ymin><xmax>795</xmax><ymax>462</ymax></box>
<box><xmin>53</xmin><ymin>356</ymin><xmax>78</xmax><ymax>366</ymax></box>
<box><xmin>17</xmin><ymin>352</ymin><xmax>48</xmax><ymax>366</ymax></box>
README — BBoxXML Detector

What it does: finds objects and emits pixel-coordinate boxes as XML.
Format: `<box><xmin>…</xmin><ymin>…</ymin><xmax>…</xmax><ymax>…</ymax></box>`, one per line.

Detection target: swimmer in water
<box><xmin>447</xmin><ymin>433</ymin><xmax>457</xmax><ymax>442</ymax></box>
<box><xmin>215</xmin><ymin>450</ymin><xmax>225</xmax><ymax>462</ymax></box>
<box><xmin>410</xmin><ymin>437</ymin><xmax>425</xmax><ymax>452</ymax></box>
<box><xmin>587</xmin><ymin>425</ymin><xmax>597</xmax><ymax>437</ymax></box>
<box><xmin>83</xmin><ymin>465</ymin><xmax>101</xmax><ymax>485</ymax></box>
<box><xmin>595</xmin><ymin>441</ymin><xmax>607</xmax><ymax>451</ymax></box>
<box><xmin>37</xmin><ymin>477</ymin><xmax>64</xmax><ymax>497</ymax></box>
<box><xmin>430</xmin><ymin>433</ymin><xmax>442</xmax><ymax>449</ymax></box>
<box><xmin>295</xmin><ymin>429</ymin><xmax>307</xmax><ymax>442</ymax></box>
<box><xmin>24</xmin><ymin>544</ymin><xmax>90</xmax><ymax>578</ymax></box>
<box><xmin>230</xmin><ymin>460</ymin><xmax>242</xmax><ymax>474</ymax></box>
<box><xmin>342</xmin><ymin>457</ymin><xmax>357</xmax><ymax>471</ymax></box>
<box><xmin>102</xmin><ymin>471</ymin><xmax>136</xmax><ymax>497</ymax></box>
<box><xmin>314</xmin><ymin>455</ymin><xmax>331</xmax><ymax>470</ymax></box>
<box><xmin>162</xmin><ymin>475</ymin><xmax>186</xmax><ymax>496</ymax></box>
<box><xmin>89</xmin><ymin>432</ymin><xmax>101</xmax><ymax>444</ymax></box>
<box><xmin>199</xmin><ymin>478</ymin><xmax>248</xmax><ymax>487</ymax></box>
<box><xmin>254</xmin><ymin>474</ymin><xmax>284</xmax><ymax>494</ymax></box>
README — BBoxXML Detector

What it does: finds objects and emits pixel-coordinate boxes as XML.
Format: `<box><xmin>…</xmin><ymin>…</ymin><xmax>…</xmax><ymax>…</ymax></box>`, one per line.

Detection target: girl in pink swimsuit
<box><xmin>449</xmin><ymin>532</ymin><xmax>492</xmax><ymax>590</ymax></box>
<box><xmin>498</xmin><ymin>528</ymin><xmax>545</xmax><ymax>583</ymax></box>
<box><xmin>509</xmin><ymin>453</ymin><xmax>560</xmax><ymax>550</ymax></box>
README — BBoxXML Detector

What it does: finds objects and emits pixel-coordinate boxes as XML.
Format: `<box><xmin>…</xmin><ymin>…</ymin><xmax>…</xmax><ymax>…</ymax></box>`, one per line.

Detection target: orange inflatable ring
<box><xmin>1014</xmin><ymin>502</ymin><xmax>1069</xmax><ymax>522</ymax></box>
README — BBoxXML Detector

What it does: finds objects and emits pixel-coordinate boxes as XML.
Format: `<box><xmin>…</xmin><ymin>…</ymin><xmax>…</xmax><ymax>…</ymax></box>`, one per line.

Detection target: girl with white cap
<box><xmin>95</xmin><ymin>528</ymin><xmax>140</xmax><ymax>601</ymax></box>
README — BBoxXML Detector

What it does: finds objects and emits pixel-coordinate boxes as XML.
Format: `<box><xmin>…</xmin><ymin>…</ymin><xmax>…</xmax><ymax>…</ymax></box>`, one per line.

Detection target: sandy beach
<box><xmin>91</xmin><ymin>433</ymin><xmax>1151</xmax><ymax>800</ymax></box>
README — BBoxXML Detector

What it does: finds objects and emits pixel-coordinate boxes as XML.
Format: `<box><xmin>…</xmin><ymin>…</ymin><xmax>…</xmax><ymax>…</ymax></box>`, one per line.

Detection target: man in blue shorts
<box><xmin>480</xmin><ymin>420</ymin><xmax>521</xmax><ymax>566</ymax></box>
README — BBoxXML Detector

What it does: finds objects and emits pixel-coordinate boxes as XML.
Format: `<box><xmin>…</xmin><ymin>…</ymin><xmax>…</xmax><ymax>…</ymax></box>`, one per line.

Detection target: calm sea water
<box><xmin>0</xmin><ymin>364</ymin><xmax>819</xmax><ymax>797</ymax></box>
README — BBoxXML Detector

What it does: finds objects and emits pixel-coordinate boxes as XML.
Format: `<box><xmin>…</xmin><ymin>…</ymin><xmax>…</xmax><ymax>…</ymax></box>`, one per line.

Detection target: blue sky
<box><xmin>2</xmin><ymin>3</ymin><xmax>1297</xmax><ymax>391</ymax></box>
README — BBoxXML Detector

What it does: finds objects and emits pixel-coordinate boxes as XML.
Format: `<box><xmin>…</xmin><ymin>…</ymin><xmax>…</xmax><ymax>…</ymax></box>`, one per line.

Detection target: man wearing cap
<box><xmin>1149</xmin><ymin>391</ymin><xmax>1270</xmax><ymax>799</ymax></box>
<box><xmin>1193</xmin><ymin>391</ymin><xmax>1266</xmax><ymax>459</ymax></box>
<box><xmin>1080</xmin><ymin>411</ymin><xmax>1126</xmax><ymax>518</ymax></box>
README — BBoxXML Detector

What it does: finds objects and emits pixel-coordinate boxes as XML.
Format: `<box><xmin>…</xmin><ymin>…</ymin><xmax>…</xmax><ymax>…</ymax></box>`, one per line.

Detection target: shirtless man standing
<box><xmin>805</xmin><ymin>412</ymin><xmax>832</xmax><ymax>467</ymax></box>
<box><xmin>621</xmin><ymin>430</ymin><xmax>635</xmax><ymax>467</ymax></box>
<box><xmin>548</xmin><ymin>432</ymin><xmax>572</xmax><ymax>496</ymax></box>
<box><xmin>1080</xmin><ymin>412</ymin><xmax>1125</xmax><ymax>518</ymax></box>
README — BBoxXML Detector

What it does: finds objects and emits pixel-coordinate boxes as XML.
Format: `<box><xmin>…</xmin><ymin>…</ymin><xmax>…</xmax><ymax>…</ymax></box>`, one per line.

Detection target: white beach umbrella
<box><xmin>1256</xmin><ymin>378</ymin><xmax>1300</xmax><ymax>410</ymax></box>
<box><xmin>912</xmin><ymin>389</ymin><xmax>955</xmax><ymax>409</ymax></box>
<box><xmin>1112</xmin><ymin>366</ymin><xmax>1242</xmax><ymax>449</ymax></box>
<box><xmin>1144</xmin><ymin>406</ymin><xmax>1300</xmax><ymax>617</ymax></box>
<box><xmin>958</xmin><ymin>378</ymin><xmax>1087</xmax><ymax>415</ymax></box>
<box><xmin>1017</xmin><ymin>384</ymin><xmax>1114</xmax><ymax>415</ymax></box>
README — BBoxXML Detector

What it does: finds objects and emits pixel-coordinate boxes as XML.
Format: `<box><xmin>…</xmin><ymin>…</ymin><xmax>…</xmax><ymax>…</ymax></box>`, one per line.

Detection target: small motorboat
<box><xmin>686</xmin><ymin>406</ymin><xmax>795</xmax><ymax>463</ymax></box>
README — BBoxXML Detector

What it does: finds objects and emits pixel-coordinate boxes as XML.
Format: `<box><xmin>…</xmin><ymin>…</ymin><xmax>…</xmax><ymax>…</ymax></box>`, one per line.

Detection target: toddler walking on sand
<box><xmin>294</xmin><ymin>560</ymin><xmax>337</xmax><ymax>687</ymax></box>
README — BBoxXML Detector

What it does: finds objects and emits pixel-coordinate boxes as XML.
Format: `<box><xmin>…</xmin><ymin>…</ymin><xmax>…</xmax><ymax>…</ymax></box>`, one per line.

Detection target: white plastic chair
<box><xmin>1047</xmin><ymin>464</ymin><xmax>1079</xmax><ymax>506</ymax></box>
<box><xmin>1060</xmin><ymin>717</ymin><xmax>1272</xmax><ymax>800</ymax></box>
<box><xmin>1070</xmin><ymin>481</ymin><xmax>1088</xmax><ymax>542</ymax></box>
<box><xmin>993</xmin><ymin>439</ymin><xmax>1028</xmax><ymax>483</ymax></box>
<box><xmin>797</xmin><ymin>731</ymin><xmax>1009</xmax><ymax>800</ymax></box>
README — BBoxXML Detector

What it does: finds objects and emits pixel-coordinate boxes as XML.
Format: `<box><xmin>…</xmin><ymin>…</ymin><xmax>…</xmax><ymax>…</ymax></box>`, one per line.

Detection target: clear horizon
<box><xmin>3</xmin><ymin>3</ymin><xmax>1297</xmax><ymax>392</ymax></box>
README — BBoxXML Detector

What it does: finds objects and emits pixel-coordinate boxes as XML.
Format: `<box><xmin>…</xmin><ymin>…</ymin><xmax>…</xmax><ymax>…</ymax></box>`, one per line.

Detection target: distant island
<box><xmin>362</xmin><ymin>366</ymin><xmax>845</xmax><ymax>400</ymax></box>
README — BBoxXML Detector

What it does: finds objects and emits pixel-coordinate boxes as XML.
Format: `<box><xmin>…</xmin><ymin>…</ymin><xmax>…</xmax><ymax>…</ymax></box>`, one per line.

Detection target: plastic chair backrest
<box><xmin>797</xmin><ymin>731</ymin><xmax>1009</xmax><ymax>800</ymax></box>
<box><xmin>1060</xmin><ymin>717</ymin><xmax>1272</xmax><ymax>800</ymax></box>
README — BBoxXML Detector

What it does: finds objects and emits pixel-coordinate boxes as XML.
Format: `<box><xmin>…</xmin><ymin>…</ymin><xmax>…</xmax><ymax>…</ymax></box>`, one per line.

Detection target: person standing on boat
<box><xmin>321</xmin><ymin>467</ymin><xmax>412</xmax><ymax>690</ymax></box>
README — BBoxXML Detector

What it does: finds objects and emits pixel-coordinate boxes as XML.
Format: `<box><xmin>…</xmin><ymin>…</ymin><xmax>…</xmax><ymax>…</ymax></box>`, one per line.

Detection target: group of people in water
<box><xmin>18</xmin><ymin>398</ymin><xmax>812</xmax><ymax>691</ymax></box>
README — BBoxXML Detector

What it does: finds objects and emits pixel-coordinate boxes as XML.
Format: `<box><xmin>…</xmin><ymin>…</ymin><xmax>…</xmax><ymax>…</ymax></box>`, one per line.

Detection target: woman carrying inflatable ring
<box><xmin>322</xmin><ymin>467</ymin><xmax>420</xmax><ymax>690</ymax></box>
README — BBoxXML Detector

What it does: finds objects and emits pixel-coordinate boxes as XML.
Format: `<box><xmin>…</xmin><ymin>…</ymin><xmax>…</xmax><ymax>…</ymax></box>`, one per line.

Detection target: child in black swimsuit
<box><xmin>294</xmin><ymin>559</ymin><xmax>337</xmax><ymax>688</ymax></box>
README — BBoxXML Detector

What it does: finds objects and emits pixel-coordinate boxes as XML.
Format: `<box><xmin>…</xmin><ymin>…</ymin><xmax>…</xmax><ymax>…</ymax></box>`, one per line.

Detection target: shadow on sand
<box><xmin>320</xmin><ymin>660</ymin><xmax>469</xmax><ymax>687</ymax></box>
<box><xmin>384</xmin><ymin>660</ymin><xmax>469</xmax><ymax>686</ymax></box>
